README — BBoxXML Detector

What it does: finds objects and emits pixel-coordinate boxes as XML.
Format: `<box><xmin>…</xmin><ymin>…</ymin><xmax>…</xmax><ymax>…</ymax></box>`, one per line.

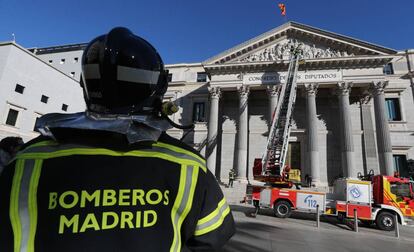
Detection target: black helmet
<box><xmin>81</xmin><ymin>27</ymin><xmax>168</xmax><ymax>115</ymax></box>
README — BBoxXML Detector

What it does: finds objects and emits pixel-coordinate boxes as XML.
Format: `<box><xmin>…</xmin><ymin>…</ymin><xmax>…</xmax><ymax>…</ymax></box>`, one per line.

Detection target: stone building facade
<box><xmin>0</xmin><ymin>42</ymin><xmax>85</xmax><ymax>141</ymax></box>
<box><xmin>165</xmin><ymin>22</ymin><xmax>414</xmax><ymax>186</ymax></box>
<box><xmin>1</xmin><ymin>22</ymin><xmax>413</xmax><ymax>188</ymax></box>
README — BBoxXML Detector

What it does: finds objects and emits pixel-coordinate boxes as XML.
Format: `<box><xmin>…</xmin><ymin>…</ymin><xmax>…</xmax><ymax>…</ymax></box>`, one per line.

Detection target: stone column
<box><xmin>206</xmin><ymin>87</ymin><xmax>221</xmax><ymax>175</ymax></box>
<box><xmin>360</xmin><ymin>96</ymin><xmax>380</xmax><ymax>175</ymax></box>
<box><xmin>236</xmin><ymin>85</ymin><xmax>250</xmax><ymax>181</ymax></box>
<box><xmin>305</xmin><ymin>83</ymin><xmax>320</xmax><ymax>185</ymax></box>
<box><xmin>266</xmin><ymin>85</ymin><xmax>280</xmax><ymax>124</ymax></box>
<box><xmin>370</xmin><ymin>81</ymin><xmax>394</xmax><ymax>175</ymax></box>
<box><xmin>336</xmin><ymin>82</ymin><xmax>356</xmax><ymax>177</ymax></box>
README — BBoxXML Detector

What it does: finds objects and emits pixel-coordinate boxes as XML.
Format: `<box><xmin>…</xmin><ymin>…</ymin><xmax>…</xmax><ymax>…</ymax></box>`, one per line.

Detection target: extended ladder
<box><xmin>259</xmin><ymin>48</ymin><xmax>302</xmax><ymax>180</ymax></box>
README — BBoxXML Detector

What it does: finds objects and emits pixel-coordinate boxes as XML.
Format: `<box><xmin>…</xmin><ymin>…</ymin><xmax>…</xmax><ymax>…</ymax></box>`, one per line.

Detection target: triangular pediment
<box><xmin>203</xmin><ymin>22</ymin><xmax>397</xmax><ymax>65</ymax></box>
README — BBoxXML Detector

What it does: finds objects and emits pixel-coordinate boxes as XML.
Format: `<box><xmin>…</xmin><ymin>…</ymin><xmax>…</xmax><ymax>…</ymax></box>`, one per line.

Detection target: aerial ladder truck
<box><xmin>252</xmin><ymin>45</ymin><xmax>303</xmax><ymax>187</ymax></box>
<box><xmin>245</xmin><ymin>47</ymin><xmax>414</xmax><ymax>231</ymax></box>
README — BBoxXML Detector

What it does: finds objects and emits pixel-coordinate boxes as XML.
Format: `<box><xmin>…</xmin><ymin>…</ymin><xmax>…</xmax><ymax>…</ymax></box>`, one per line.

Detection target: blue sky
<box><xmin>0</xmin><ymin>0</ymin><xmax>413</xmax><ymax>64</ymax></box>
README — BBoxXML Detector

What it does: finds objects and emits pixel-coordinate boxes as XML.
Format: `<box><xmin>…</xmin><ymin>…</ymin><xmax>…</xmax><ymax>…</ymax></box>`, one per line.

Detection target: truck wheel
<box><xmin>273</xmin><ymin>201</ymin><xmax>292</xmax><ymax>218</ymax></box>
<box><xmin>376</xmin><ymin>212</ymin><xmax>395</xmax><ymax>231</ymax></box>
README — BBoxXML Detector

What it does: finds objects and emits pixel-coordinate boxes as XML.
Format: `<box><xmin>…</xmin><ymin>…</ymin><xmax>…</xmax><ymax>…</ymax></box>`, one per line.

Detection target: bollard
<box><xmin>316</xmin><ymin>205</ymin><xmax>320</xmax><ymax>228</ymax></box>
<box><xmin>394</xmin><ymin>214</ymin><xmax>400</xmax><ymax>238</ymax></box>
<box><xmin>354</xmin><ymin>208</ymin><xmax>358</xmax><ymax>232</ymax></box>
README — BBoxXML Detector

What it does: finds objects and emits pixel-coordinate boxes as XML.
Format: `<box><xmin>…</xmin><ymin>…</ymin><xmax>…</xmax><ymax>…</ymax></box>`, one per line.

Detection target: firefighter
<box><xmin>0</xmin><ymin>27</ymin><xmax>235</xmax><ymax>251</ymax></box>
<box><xmin>228</xmin><ymin>169</ymin><xmax>236</xmax><ymax>188</ymax></box>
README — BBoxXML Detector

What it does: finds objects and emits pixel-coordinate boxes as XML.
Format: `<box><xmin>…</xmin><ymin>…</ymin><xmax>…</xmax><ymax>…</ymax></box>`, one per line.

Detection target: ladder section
<box><xmin>261</xmin><ymin>50</ymin><xmax>301</xmax><ymax>179</ymax></box>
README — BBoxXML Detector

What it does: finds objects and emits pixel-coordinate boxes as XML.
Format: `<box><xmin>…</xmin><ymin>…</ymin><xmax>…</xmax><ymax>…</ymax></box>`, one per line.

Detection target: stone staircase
<box><xmin>219</xmin><ymin>181</ymin><xmax>249</xmax><ymax>205</ymax></box>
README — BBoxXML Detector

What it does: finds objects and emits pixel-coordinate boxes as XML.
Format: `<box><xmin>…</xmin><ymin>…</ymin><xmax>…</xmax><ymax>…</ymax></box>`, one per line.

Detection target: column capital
<box><xmin>208</xmin><ymin>86</ymin><xmax>222</xmax><ymax>99</ymax></box>
<box><xmin>266</xmin><ymin>85</ymin><xmax>281</xmax><ymax>97</ymax></box>
<box><xmin>369</xmin><ymin>81</ymin><xmax>389</xmax><ymax>96</ymax></box>
<box><xmin>237</xmin><ymin>85</ymin><xmax>250</xmax><ymax>98</ymax></box>
<box><xmin>336</xmin><ymin>81</ymin><xmax>353</xmax><ymax>96</ymax></box>
<box><xmin>304</xmin><ymin>83</ymin><xmax>319</xmax><ymax>96</ymax></box>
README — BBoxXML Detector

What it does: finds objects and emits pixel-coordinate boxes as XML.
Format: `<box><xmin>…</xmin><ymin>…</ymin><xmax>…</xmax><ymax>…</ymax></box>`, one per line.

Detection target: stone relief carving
<box><xmin>238</xmin><ymin>38</ymin><xmax>355</xmax><ymax>62</ymax></box>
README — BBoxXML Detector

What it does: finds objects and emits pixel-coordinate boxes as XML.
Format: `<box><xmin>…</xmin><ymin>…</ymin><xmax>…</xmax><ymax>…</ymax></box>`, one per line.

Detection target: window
<box><xmin>393</xmin><ymin>155</ymin><xmax>409</xmax><ymax>178</ymax></box>
<box><xmin>41</xmin><ymin>95</ymin><xmax>49</xmax><ymax>104</ymax></box>
<box><xmin>15</xmin><ymin>84</ymin><xmax>25</xmax><ymax>94</ymax></box>
<box><xmin>390</xmin><ymin>182</ymin><xmax>411</xmax><ymax>199</ymax></box>
<box><xmin>5</xmin><ymin>109</ymin><xmax>19</xmax><ymax>126</ymax></box>
<box><xmin>197</xmin><ymin>72</ymin><xmax>207</xmax><ymax>82</ymax></box>
<box><xmin>73</xmin><ymin>57</ymin><xmax>79</xmax><ymax>63</ymax></box>
<box><xmin>48</xmin><ymin>59</ymin><xmax>53</xmax><ymax>64</ymax></box>
<box><xmin>62</xmin><ymin>104</ymin><xmax>68</xmax><ymax>111</ymax></box>
<box><xmin>385</xmin><ymin>98</ymin><xmax>402</xmax><ymax>121</ymax></box>
<box><xmin>383</xmin><ymin>63</ymin><xmax>394</xmax><ymax>75</ymax></box>
<box><xmin>167</xmin><ymin>73</ymin><xmax>173</xmax><ymax>82</ymax></box>
<box><xmin>192</xmin><ymin>102</ymin><xmax>205</xmax><ymax>122</ymax></box>
<box><xmin>70</xmin><ymin>72</ymin><xmax>75</xmax><ymax>77</ymax></box>
<box><xmin>60</xmin><ymin>59</ymin><xmax>65</xmax><ymax>64</ymax></box>
<box><xmin>286</xmin><ymin>142</ymin><xmax>301</xmax><ymax>170</ymax></box>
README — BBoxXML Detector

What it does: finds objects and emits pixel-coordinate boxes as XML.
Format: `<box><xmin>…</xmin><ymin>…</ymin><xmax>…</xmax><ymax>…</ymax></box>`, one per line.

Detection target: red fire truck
<box><xmin>245</xmin><ymin>174</ymin><xmax>414</xmax><ymax>231</ymax></box>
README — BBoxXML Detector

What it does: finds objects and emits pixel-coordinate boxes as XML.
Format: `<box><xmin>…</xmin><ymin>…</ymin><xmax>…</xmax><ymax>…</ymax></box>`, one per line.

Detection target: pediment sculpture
<box><xmin>237</xmin><ymin>39</ymin><xmax>355</xmax><ymax>63</ymax></box>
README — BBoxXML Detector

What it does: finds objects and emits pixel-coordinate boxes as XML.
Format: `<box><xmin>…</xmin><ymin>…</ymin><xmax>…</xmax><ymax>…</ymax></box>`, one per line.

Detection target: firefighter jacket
<box><xmin>0</xmin><ymin>129</ymin><xmax>235</xmax><ymax>251</ymax></box>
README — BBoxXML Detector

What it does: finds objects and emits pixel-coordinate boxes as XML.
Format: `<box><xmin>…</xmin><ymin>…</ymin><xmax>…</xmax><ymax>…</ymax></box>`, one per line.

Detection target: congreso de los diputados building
<box><xmin>1</xmin><ymin>22</ymin><xmax>414</xmax><ymax>190</ymax></box>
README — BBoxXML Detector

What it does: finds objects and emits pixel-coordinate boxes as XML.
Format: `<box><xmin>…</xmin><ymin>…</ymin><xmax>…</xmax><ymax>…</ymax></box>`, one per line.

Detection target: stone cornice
<box><xmin>204</xmin><ymin>55</ymin><xmax>394</xmax><ymax>74</ymax></box>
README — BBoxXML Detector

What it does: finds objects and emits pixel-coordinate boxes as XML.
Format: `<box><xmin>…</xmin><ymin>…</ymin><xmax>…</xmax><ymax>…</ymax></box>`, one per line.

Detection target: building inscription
<box><xmin>243</xmin><ymin>70</ymin><xmax>342</xmax><ymax>85</ymax></box>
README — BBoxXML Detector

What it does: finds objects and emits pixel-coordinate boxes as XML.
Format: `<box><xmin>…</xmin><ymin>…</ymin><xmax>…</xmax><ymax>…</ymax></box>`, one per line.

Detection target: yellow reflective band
<box><xmin>197</xmin><ymin>198</ymin><xmax>226</xmax><ymax>226</ymax></box>
<box><xmin>27</xmin><ymin>160</ymin><xmax>42</xmax><ymax>252</ymax></box>
<box><xmin>154</xmin><ymin>142</ymin><xmax>206</xmax><ymax>172</ymax></box>
<box><xmin>176</xmin><ymin>165</ymin><xmax>199</xmax><ymax>250</ymax></box>
<box><xmin>25</xmin><ymin>140</ymin><xmax>57</xmax><ymax>149</ymax></box>
<box><xmin>17</xmin><ymin>148</ymin><xmax>202</xmax><ymax>169</ymax></box>
<box><xmin>10</xmin><ymin>159</ymin><xmax>24</xmax><ymax>252</ymax></box>
<box><xmin>170</xmin><ymin>164</ymin><xmax>187</xmax><ymax>252</ymax></box>
<box><xmin>194</xmin><ymin>197</ymin><xmax>231</xmax><ymax>236</ymax></box>
<box><xmin>194</xmin><ymin>207</ymin><xmax>230</xmax><ymax>236</ymax></box>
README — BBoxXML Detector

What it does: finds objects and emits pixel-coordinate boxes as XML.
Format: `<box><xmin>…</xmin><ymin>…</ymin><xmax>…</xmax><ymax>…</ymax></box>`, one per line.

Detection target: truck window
<box><xmin>390</xmin><ymin>183</ymin><xmax>411</xmax><ymax>198</ymax></box>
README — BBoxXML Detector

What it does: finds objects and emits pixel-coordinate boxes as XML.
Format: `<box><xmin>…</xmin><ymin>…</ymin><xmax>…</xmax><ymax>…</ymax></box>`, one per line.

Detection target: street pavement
<box><xmin>220</xmin><ymin>205</ymin><xmax>414</xmax><ymax>252</ymax></box>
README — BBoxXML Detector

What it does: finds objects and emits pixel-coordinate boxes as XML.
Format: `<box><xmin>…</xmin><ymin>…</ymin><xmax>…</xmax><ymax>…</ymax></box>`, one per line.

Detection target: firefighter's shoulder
<box><xmin>156</xmin><ymin>133</ymin><xmax>206</xmax><ymax>170</ymax></box>
<box><xmin>18</xmin><ymin>135</ymin><xmax>55</xmax><ymax>153</ymax></box>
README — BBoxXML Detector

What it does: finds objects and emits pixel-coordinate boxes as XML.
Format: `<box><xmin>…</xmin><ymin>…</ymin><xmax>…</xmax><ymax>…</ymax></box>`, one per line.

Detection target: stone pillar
<box><xmin>305</xmin><ymin>83</ymin><xmax>320</xmax><ymax>185</ymax></box>
<box><xmin>266</xmin><ymin>85</ymin><xmax>280</xmax><ymax>124</ymax></box>
<box><xmin>336</xmin><ymin>82</ymin><xmax>356</xmax><ymax>177</ymax></box>
<box><xmin>360</xmin><ymin>96</ymin><xmax>380</xmax><ymax>175</ymax></box>
<box><xmin>236</xmin><ymin>85</ymin><xmax>250</xmax><ymax>181</ymax></box>
<box><xmin>370</xmin><ymin>81</ymin><xmax>394</xmax><ymax>175</ymax></box>
<box><xmin>206</xmin><ymin>87</ymin><xmax>221</xmax><ymax>175</ymax></box>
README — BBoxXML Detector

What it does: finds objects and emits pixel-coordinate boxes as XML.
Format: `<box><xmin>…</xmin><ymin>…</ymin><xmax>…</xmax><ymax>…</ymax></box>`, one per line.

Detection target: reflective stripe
<box><xmin>18</xmin><ymin>159</ymin><xmax>35</xmax><ymax>252</ymax></box>
<box><xmin>154</xmin><ymin>142</ymin><xmax>206</xmax><ymax>173</ymax></box>
<box><xmin>28</xmin><ymin>160</ymin><xmax>42</xmax><ymax>252</ymax></box>
<box><xmin>10</xmin><ymin>160</ymin><xmax>24</xmax><ymax>252</ymax></box>
<box><xmin>82</xmin><ymin>64</ymin><xmax>101</xmax><ymax>79</ymax></box>
<box><xmin>194</xmin><ymin>198</ymin><xmax>230</xmax><ymax>236</ymax></box>
<box><xmin>117</xmin><ymin>66</ymin><xmax>159</xmax><ymax>85</ymax></box>
<box><xmin>9</xmin><ymin>159</ymin><xmax>42</xmax><ymax>252</ymax></box>
<box><xmin>18</xmin><ymin>143</ymin><xmax>206</xmax><ymax>171</ymax></box>
<box><xmin>170</xmin><ymin>165</ymin><xmax>199</xmax><ymax>252</ymax></box>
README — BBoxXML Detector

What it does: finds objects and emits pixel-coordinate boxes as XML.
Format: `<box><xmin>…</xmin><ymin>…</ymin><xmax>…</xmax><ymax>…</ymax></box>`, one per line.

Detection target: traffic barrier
<box><xmin>394</xmin><ymin>214</ymin><xmax>400</xmax><ymax>238</ymax></box>
<box><xmin>354</xmin><ymin>209</ymin><xmax>358</xmax><ymax>232</ymax></box>
<box><xmin>316</xmin><ymin>204</ymin><xmax>320</xmax><ymax>228</ymax></box>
